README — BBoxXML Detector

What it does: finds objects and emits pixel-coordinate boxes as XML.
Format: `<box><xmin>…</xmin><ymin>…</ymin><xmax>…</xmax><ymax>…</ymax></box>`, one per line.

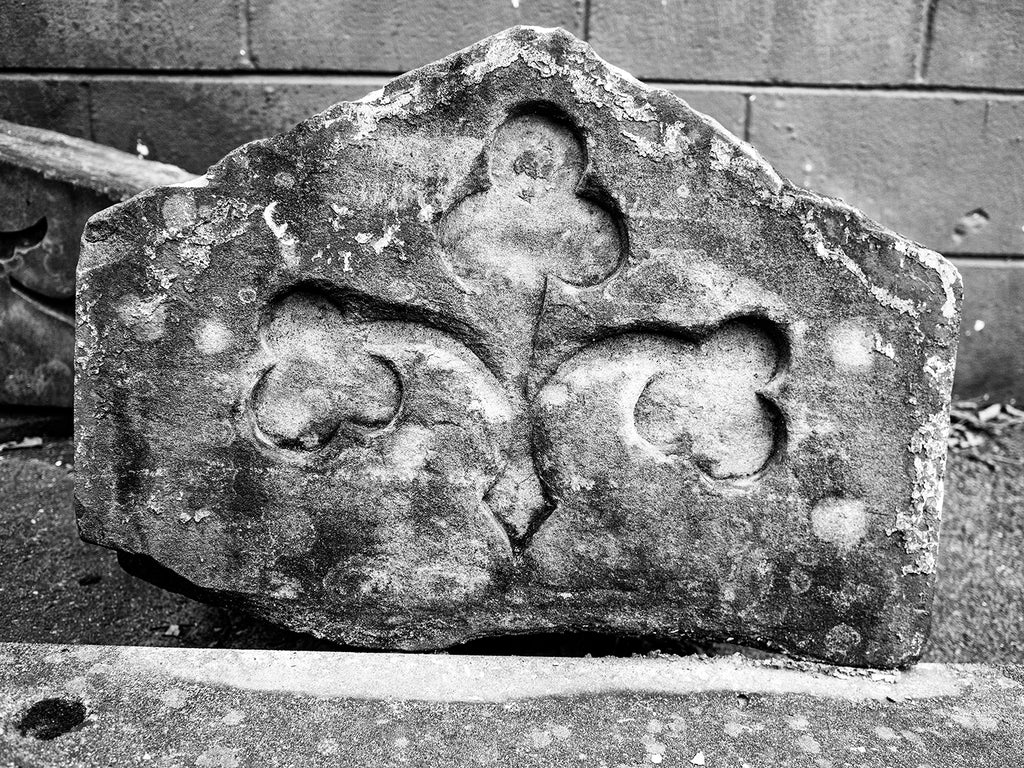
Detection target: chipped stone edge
<box><xmin>322</xmin><ymin>27</ymin><xmax>783</xmax><ymax>196</ymax></box>
<box><xmin>789</xmin><ymin>197</ymin><xmax>961</xmax><ymax>579</ymax></box>
<box><xmin>796</xmin><ymin>195</ymin><xmax>961</xmax><ymax>324</ymax></box>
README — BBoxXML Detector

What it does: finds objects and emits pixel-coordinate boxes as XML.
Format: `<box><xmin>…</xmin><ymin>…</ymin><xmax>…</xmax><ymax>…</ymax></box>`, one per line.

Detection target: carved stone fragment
<box><xmin>75</xmin><ymin>28</ymin><xmax>961</xmax><ymax>668</ymax></box>
<box><xmin>0</xmin><ymin>120</ymin><xmax>191</xmax><ymax>407</ymax></box>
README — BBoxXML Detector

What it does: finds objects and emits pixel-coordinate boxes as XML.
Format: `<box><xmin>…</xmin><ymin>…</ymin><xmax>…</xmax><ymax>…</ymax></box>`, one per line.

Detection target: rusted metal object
<box><xmin>0</xmin><ymin>119</ymin><xmax>191</xmax><ymax>407</ymax></box>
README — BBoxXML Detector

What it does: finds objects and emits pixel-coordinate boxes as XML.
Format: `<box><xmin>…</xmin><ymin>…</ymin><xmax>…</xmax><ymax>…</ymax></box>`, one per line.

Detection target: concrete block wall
<box><xmin>2</xmin><ymin>0</ymin><xmax>1022</xmax><ymax>398</ymax></box>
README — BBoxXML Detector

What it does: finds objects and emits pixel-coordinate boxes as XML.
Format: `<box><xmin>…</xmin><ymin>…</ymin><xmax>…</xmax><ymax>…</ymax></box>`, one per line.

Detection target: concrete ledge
<box><xmin>1</xmin><ymin>643</ymin><xmax>1022</xmax><ymax>766</ymax></box>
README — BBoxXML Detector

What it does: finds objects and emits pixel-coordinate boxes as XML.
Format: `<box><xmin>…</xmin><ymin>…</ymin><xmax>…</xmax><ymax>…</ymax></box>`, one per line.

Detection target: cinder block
<box><xmin>0</xmin><ymin>0</ymin><xmax>245</xmax><ymax>69</ymax></box>
<box><xmin>748</xmin><ymin>91</ymin><xmax>1024</xmax><ymax>255</ymax></box>
<box><xmin>589</xmin><ymin>0</ymin><xmax>922</xmax><ymax>84</ymax></box>
<box><xmin>0</xmin><ymin>77</ymin><xmax>92</xmax><ymax>140</ymax></box>
<box><xmin>926</xmin><ymin>0</ymin><xmax>1024</xmax><ymax>89</ymax></box>
<box><xmin>661</xmin><ymin>86</ymin><xmax>747</xmax><ymax>139</ymax></box>
<box><xmin>951</xmin><ymin>258</ymin><xmax>1024</xmax><ymax>404</ymax></box>
<box><xmin>249</xmin><ymin>0</ymin><xmax>584</xmax><ymax>71</ymax></box>
<box><xmin>89</xmin><ymin>77</ymin><xmax>382</xmax><ymax>173</ymax></box>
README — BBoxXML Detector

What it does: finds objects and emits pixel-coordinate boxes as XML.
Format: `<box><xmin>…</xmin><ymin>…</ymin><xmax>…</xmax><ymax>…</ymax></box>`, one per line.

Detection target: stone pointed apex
<box><xmin>76</xmin><ymin>27</ymin><xmax>961</xmax><ymax>668</ymax></box>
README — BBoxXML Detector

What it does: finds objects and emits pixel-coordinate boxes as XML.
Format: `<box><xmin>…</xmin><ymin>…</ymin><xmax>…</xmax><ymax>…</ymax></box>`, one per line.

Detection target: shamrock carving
<box><xmin>535</xmin><ymin>320</ymin><xmax>782</xmax><ymax>485</ymax></box>
<box><xmin>438</xmin><ymin>110</ymin><xmax>622</xmax><ymax>388</ymax></box>
<box><xmin>250</xmin><ymin>293</ymin><xmax>402</xmax><ymax>451</ymax></box>
<box><xmin>247</xmin><ymin>290</ymin><xmax>523</xmax><ymax>606</ymax></box>
<box><xmin>527</xmin><ymin>319</ymin><xmax>785</xmax><ymax>587</ymax></box>
<box><xmin>245</xmin><ymin>110</ymin><xmax>786</xmax><ymax>555</ymax></box>
<box><xmin>249</xmin><ymin>291</ymin><xmax>517</xmax><ymax>464</ymax></box>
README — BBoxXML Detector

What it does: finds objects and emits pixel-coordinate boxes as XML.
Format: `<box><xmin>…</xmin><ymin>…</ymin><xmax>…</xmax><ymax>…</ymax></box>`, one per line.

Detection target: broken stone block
<box><xmin>0</xmin><ymin>119</ymin><xmax>191</xmax><ymax>407</ymax></box>
<box><xmin>75</xmin><ymin>27</ymin><xmax>962</xmax><ymax>668</ymax></box>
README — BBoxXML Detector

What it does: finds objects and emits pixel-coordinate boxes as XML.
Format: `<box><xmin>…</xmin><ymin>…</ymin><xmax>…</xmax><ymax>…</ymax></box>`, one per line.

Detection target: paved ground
<box><xmin>3</xmin><ymin>644</ymin><xmax>1023</xmax><ymax>767</ymax></box>
<box><xmin>1</xmin><ymin>428</ymin><xmax>1021</xmax><ymax>662</ymax></box>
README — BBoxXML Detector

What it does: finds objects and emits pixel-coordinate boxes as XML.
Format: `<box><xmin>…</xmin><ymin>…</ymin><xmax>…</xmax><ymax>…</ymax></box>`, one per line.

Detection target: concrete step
<box><xmin>1</xmin><ymin>642</ymin><xmax>1021</xmax><ymax>766</ymax></box>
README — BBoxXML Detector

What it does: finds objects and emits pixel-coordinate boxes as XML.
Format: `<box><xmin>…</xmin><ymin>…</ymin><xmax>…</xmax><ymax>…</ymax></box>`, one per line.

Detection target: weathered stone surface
<box><xmin>8</xmin><ymin>429</ymin><xmax>1024</xmax><ymax>662</ymax></box>
<box><xmin>2</xmin><ymin>644</ymin><xmax>1023</xmax><ymax>767</ymax></box>
<box><xmin>75</xmin><ymin>27</ymin><xmax>962</xmax><ymax>668</ymax></box>
<box><xmin>91</xmin><ymin>76</ymin><xmax>747</xmax><ymax>175</ymax></box>
<box><xmin>0</xmin><ymin>120</ymin><xmax>191</xmax><ymax>407</ymax></box>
